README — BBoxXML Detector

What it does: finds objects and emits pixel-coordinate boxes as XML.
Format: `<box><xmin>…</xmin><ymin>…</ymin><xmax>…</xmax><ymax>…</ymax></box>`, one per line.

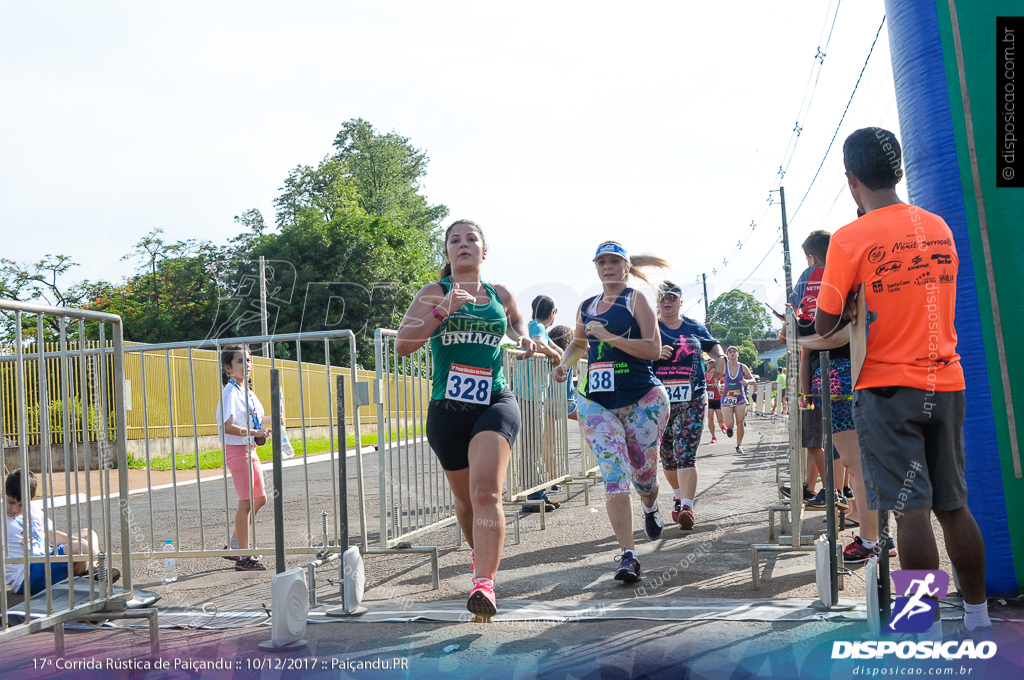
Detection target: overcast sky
<box><xmin>1</xmin><ymin>1</ymin><xmax>901</xmax><ymax>331</ymax></box>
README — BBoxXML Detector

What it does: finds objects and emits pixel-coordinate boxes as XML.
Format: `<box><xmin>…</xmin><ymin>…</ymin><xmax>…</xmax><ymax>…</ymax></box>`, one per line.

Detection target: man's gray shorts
<box><xmin>853</xmin><ymin>386</ymin><xmax>967</xmax><ymax>512</ymax></box>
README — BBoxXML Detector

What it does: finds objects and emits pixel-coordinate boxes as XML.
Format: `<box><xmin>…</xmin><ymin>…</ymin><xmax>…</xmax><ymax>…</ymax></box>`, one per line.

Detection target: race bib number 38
<box><xmin>446</xmin><ymin>363</ymin><xmax>493</xmax><ymax>404</ymax></box>
<box><xmin>664</xmin><ymin>380</ymin><xmax>692</xmax><ymax>403</ymax></box>
<box><xmin>589</xmin><ymin>361</ymin><xmax>615</xmax><ymax>392</ymax></box>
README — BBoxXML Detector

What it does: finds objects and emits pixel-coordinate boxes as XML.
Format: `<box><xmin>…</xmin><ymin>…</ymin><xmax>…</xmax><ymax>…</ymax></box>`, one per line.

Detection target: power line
<box><xmin>788</xmin><ymin>15</ymin><xmax>887</xmax><ymax>225</ymax></box>
<box><xmin>711</xmin><ymin>1</ymin><xmax>845</xmax><ymax>283</ymax></box>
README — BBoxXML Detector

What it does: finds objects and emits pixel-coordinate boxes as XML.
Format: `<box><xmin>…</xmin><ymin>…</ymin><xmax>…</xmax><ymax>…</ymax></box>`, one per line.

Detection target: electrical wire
<box><xmin>788</xmin><ymin>15</ymin><xmax>887</xmax><ymax>225</ymax></box>
<box><xmin>711</xmin><ymin>1</ymin><xmax>845</xmax><ymax>283</ymax></box>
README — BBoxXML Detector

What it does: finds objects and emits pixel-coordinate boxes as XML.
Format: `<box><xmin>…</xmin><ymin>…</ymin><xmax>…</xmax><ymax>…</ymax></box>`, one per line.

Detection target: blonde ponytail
<box><xmin>627</xmin><ymin>254</ymin><xmax>671</xmax><ymax>285</ymax></box>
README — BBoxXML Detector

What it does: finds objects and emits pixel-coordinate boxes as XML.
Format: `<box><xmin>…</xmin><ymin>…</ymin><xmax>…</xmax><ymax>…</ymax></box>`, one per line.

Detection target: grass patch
<box><xmin>138</xmin><ymin>426</ymin><xmax>424</xmax><ymax>472</ymax></box>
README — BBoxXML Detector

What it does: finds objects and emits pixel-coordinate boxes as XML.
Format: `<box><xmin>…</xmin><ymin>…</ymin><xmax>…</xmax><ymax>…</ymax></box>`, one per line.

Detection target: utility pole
<box><xmin>259</xmin><ymin>256</ymin><xmax>270</xmax><ymax>358</ymax></box>
<box><xmin>779</xmin><ymin>186</ymin><xmax>793</xmax><ymax>301</ymax></box>
<box><xmin>702</xmin><ymin>273</ymin><xmax>710</xmax><ymax>327</ymax></box>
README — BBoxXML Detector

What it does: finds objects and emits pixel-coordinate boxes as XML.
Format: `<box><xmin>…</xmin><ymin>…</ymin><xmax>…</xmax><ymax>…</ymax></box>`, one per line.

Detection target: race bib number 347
<box><xmin>664</xmin><ymin>380</ymin><xmax>692</xmax><ymax>403</ymax></box>
<box><xmin>589</xmin><ymin>362</ymin><xmax>615</xmax><ymax>392</ymax></box>
<box><xmin>446</xmin><ymin>364</ymin><xmax>493</xmax><ymax>404</ymax></box>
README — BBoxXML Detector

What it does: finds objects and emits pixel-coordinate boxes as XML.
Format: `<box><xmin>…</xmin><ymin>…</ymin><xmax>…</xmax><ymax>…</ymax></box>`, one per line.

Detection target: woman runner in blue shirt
<box><xmin>552</xmin><ymin>241</ymin><xmax>670</xmax><ymax>584</ymax></box>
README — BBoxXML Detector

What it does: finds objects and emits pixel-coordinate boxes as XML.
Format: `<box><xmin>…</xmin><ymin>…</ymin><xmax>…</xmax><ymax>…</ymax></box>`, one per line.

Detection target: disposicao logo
<box><xmin>831</xmin><ymin>570</ymin><xmax>997</xmax><ymax>661</ymax></box>
<box><xmin>886</xmin><ymin>570</ymin><xmax>948</xmax><ymax>634</ymax></box>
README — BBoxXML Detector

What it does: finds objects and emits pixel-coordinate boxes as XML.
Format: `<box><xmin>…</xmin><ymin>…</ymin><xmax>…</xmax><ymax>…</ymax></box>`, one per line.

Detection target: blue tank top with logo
<box><xmin>653</xmin><ymin>318</ymin><xmax>719</xmax><ymax>402</ymax></box>
<box><xmin>581</xmin><ymin>288</ymin><xmax>661</xmax><ymax>409</ymax></box>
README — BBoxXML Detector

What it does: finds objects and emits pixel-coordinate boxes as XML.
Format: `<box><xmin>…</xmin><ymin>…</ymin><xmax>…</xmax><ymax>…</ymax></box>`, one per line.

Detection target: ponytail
<box><xmin>627</xmin><ymin>254</ymin><xmax>671</xmax><ymax>285</ymax></box>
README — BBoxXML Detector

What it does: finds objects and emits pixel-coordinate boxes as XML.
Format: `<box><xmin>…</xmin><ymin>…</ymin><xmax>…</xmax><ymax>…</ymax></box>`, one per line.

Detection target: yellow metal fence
<box><xmin>2</xmin><ymin>342</ymin><xmax>430</xmax><ymax>445</ymax></box>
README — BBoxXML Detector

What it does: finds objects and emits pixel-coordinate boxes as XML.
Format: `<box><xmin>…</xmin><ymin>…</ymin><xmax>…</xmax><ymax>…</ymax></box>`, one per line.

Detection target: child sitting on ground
<box><xmin>4</xmin><ymin>469</ymin><xmax>118</xmax><ymax>595</ymax></box>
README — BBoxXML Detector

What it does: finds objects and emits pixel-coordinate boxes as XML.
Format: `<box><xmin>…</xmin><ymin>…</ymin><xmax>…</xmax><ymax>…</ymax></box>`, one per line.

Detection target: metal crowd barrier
<box><xmin>504</xmin><ymin>350</ymin><xmax>571</xmax><ymax>509</ymax></box>
<box><xmin>113</xmin><ymin>331</ymin><xmax>366</xmax><ymax>568</ymax></box>
<box><xmin>573</xmin><ymin>360</ymin><xmax>600</xmax><ymax>480</ymax></box>
<box><xmin>372</xmin><ymin>329</ymin><xmax>455</xmax><ymax>552</ymax></box>
<box><xmin>0</xmin><ymin>300</ymin><xmax>141</xmax><ymax>653</ymax></box>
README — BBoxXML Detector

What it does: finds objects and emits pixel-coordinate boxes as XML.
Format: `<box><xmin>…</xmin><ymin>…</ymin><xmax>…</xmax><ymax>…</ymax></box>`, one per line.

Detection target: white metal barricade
<box><xmin>0</xmin><ymin>300</ymin><xmax>143</xmax><ymax>653</ymax></box>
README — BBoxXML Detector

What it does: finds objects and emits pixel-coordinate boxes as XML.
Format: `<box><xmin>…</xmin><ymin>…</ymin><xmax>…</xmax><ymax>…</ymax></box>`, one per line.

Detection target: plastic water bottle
<box><xmin>163</xmin><ymin>539</ymin><xmax>178</xmax><ymax>583</ymax></box>
<box><xmin>279</xmin><ymin>386</ymin><xmax>295</xmax><ymax>459</ymax></box>
<box><xmin>281</xmin><ymin>428</ymin><xmax>296</xmax><ymax>459</ymax></box>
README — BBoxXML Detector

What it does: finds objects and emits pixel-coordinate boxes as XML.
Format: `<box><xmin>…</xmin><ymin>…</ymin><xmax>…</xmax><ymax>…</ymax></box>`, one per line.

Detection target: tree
<box><xmin>272</xmin><ymin>158</ymin><xmax>360</xmax><ymax>230</ymax></box>
<box><xmin>243</xmin><ymin>176</ymin><xmax>435</xmax><ymax>365</ymax></box>
<box><xmin>86</xmin><ymin>239</ymin><xmax>229</xmax><ymax>344</ymax></box>
<box><xmin>708</xmin><ymin>290</ymin><xmax>772</xmax><ymax>340</ymax></box>
<box><xmin>332</xmin><ymin>118</ymin><xmax>449</xmax><ymax>236</ymax></box>
<box><xmin>0</xmin><ymin>255</ymin><xmax>88</xmax><ymax>344</ymax></box>
<box><xmin>227</xmin><ymin>208</ymin><xmax>268</xmax><ymax>254</ymax></box>
<box><xmin>707</xmin><ymin>290</ymin><xmax>772</xmax><ymax>369</ymax></box>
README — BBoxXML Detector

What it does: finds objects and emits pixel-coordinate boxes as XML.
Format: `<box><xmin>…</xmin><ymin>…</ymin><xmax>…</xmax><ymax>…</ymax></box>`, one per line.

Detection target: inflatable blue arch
<box><xmin>886</xmin><ymin>0</ymin><xmax>1023</xmax><ymax>596</ymax></box>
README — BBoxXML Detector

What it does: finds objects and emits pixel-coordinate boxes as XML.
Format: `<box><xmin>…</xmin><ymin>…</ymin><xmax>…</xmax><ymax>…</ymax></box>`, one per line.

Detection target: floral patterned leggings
<box><xmin>577</xmin><ymin>386</ymin><xmax>670</xmax><ymax>495</ymax></box>
<box><xmin>659</xmin><ymin>396</ymin><xmax>707</xmax><ymax>471</ymax></box>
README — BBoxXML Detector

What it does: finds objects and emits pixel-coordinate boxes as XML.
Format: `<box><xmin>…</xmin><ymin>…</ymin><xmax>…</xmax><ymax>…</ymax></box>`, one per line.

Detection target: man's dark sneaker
<box><xmin>805</xmin><ymin>488</ymin><xmax>827</xmax><ymax>508</ymax></box>
<box><xmin>521</xmin><ymin>501</ymin><xmax>559</xmax><ymax>513</ymax></box>
<box><xmin>843</xmin><ymin>485</ymin><xmax>855</xmax><ymax>500</ymax></box>
<box><xmin>222</xmin><ymin>545</ymin><xmax>239</xmax><ymax>562</ymax></box>
<box><xmin>235</xmin><ymin>556</ymin><xmax>267</xmax><ymax>571</ymax></box>
<box><xmin>805</xmin><ymin>488</ymin><xmax>849</xmax><ymax>510</ymax></box>
<box><xmin>726</xmin><ymin>428</ymin><xmax>734</xmax><ymax>438</ymax></box>
<box><xmin>614</xmin><ymin>552</ymin><xmax>641</xmax><ymax>583</ymax></box>
<box><xmin>780</xmin><ymin>483</ymin><xmax>816</xmax><ymax>502</ymax></box>
<box><xmin>644</xmin><ymin>507</ymin><xmax>664</xmax><ymax>540</ymax></box>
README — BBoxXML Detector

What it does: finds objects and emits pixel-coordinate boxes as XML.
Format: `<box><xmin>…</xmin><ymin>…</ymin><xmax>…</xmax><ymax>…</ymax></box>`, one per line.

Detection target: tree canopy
<box><xmin>0</xmin><ymin>119</ymin><xmax>450</xmax><ymax>369</ymax></box>
<box><xmin>708</xmin><ymin>290</ymin><xmax>773</xmax><ymax>368</ymax></box>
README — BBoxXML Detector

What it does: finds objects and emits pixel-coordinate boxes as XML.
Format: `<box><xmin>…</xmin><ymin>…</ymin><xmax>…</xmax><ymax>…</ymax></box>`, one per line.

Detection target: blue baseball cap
<box><xmin>593</xmin><ymin>242</ymin><xmax>630</xmax><ymax>264</ymax></box>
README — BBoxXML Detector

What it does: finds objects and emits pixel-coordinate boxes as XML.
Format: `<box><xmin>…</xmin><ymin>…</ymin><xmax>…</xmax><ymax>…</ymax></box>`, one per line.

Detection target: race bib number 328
<box><xmin>589</xmin><ymin>361</ymin><xmax>615</xmax><ymax>392</ymax></box>
<box><xmin>446</xmin><ymin>364</ymin><xmax>493</xmax><ymax>404</ymax></box>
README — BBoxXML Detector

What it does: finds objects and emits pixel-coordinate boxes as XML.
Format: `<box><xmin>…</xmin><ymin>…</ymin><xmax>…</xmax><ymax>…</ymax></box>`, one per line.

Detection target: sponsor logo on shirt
<box><xmin>906</xmin><ymin>255</ymin><xmax>929</xmax><ymax>272</ymax></box>
<box><xmin>891</xmin><ymin>240</ymin><xmax>920</xmax><ymax>254</ymax></box>
<box><xmin>875</xmin><ymin>261</ymin><xmax>903</xmax><ymax>277</ymax></box>
<box><xmin>868</xmin><ymin>245</ymin><xmax>887</xmax><ymax>264</ymax></box>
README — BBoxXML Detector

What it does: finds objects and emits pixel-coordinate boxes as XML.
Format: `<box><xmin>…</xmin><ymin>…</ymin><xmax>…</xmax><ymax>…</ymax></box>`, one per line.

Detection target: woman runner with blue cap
<box><xmin>552</xmin><ymin>241</ymin><xmax>670</xmax><ymax>584</ymax></box>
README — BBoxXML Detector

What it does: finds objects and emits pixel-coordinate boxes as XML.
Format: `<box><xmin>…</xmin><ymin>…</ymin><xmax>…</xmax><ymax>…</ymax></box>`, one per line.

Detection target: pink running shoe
<box><xmin>720</xmin><ymin>424</ymin><xmax>727</xmax><ymax>435</ymax></box>
<box><xmin>671</xmin><ymin>498</ymin><xmax>682</xmax><ymax>523</ymax></box>
<box><xmin>470</xmin><ymin>549</ymin><xmax>475</xmax><ymax>577</ymax></box>
<box><xmin>711</xmin><ymin>435</ymin><xmax>717</xmax><ymax>444</ymax></box>
<box><xmin>467</xmin><ymin>577</ymin><xmax>496</xmax><ymax>621</ymax></box>
<box><xmin>678</xmin><ymin>506</ymin><xmax>695</xmax><ymax>530</ymax></box>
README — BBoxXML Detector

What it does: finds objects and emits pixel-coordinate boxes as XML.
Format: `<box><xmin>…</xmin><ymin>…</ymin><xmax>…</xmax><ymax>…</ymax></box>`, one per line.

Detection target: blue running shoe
<box><xmin>614</xmin><ymin>552</ymin><xmax>641</xmax><ymax>583</ymax></box>
<box><xmin>644</xmin><ymin>507</ymin><xmax>664</xmax><ymax>540</ymax></box>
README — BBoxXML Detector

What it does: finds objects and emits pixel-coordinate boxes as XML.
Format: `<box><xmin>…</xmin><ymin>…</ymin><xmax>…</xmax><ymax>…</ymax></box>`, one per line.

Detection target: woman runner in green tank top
<box><xmin>396</xmin><ymin>220</ymin><xmax>536</xmax><ymax>621</ymax></box>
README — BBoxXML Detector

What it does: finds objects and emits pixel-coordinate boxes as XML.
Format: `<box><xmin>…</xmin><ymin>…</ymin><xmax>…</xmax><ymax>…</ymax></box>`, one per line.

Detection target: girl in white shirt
<box><xmin>216</xmin><ymin>345</ymin><xmax>272</xmax><ymax>571</ymax></box>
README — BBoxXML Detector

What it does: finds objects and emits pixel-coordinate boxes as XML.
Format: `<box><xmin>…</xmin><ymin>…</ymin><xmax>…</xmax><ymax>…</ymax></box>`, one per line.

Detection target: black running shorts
<box><xmin>426</xmin><ymin>388</ymin><xmax>522</xmax><ymax>471</ymax></box>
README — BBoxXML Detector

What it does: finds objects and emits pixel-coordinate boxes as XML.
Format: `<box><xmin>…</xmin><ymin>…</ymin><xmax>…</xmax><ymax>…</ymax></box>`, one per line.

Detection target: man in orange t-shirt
<box><xmin>815</xmin><ymin>127</ymin><xmax>991</xmax><ymax>637</ymax></box>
